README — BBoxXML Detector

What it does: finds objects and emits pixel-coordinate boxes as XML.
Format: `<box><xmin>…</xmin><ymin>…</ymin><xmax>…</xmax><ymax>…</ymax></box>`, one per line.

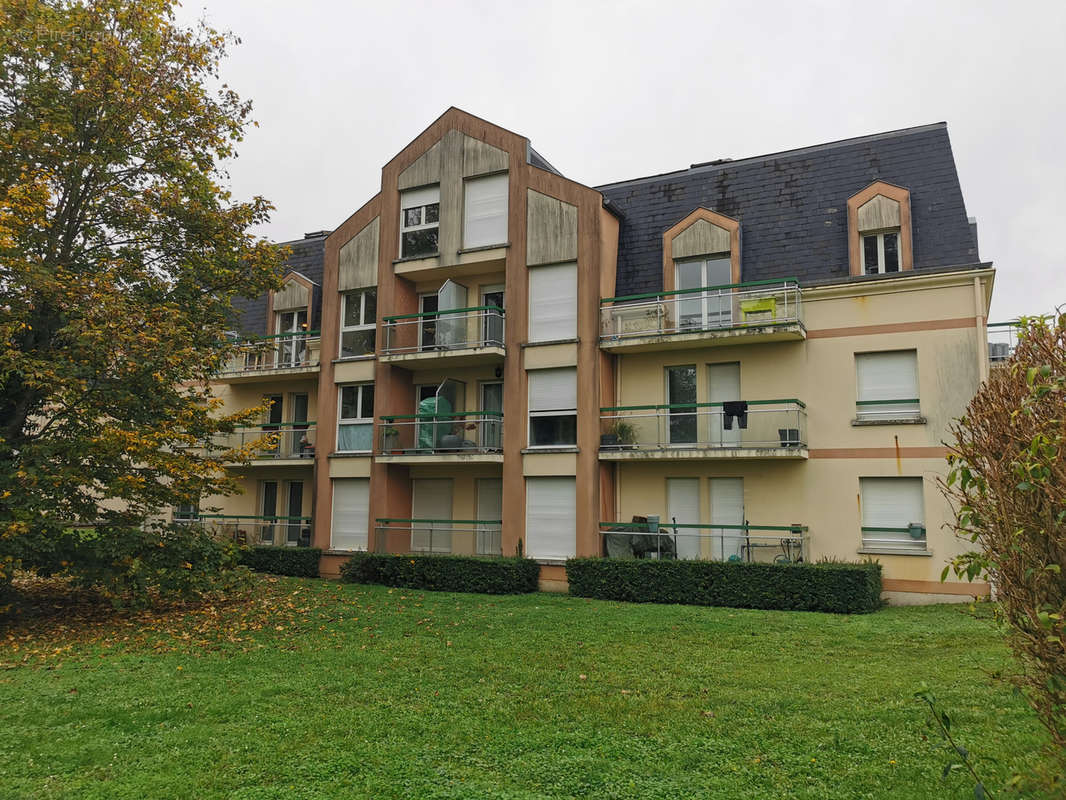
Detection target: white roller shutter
<box><xmin>331</xmin><ymin>479</ymin><xmax>369</xmax><ymax>551</ymax></box>
<box><xmin>528</xmin><ymin>367</ymin><xmax>577</xmax><ymax>412</ymax></box>
<box><xmin>525</xmin><ymin>477</ymin><xmax>576</xmax><ymax>560</ymax></box>
<box><xmin>463</xmin><ymin>174</ymin><xmax>508</xmax><ymax>248</ymax></box>
<box><xmin>528</xmin><ymin>262</ymin><xmax>577</xmax><ymax>341</ymax></box>
<box><xmin>856</xmin><ymin>350</ymin><xmax>918</xmax><ymax>401</ymax></box>
<box><xmin>860</xmin><ymin>477</ymin><xmax>925</xmax><ymax>549</ymax></box>
<box><xmin>400</xmin><ymin>185</ymin><xmax>439</xmax><ymax>211</ymax></box>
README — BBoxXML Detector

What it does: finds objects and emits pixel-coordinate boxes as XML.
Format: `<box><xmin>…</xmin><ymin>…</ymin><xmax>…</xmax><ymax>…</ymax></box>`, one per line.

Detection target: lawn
<box><xmin>0</xmin><ymin>577</ymin><xmax>1050</xmax><ymax>799</ymax></box>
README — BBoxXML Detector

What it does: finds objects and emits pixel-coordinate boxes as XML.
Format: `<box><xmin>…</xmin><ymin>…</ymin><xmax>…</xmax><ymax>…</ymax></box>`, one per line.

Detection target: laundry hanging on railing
<box><xmin>722</xmin><ymin>400</ymin><xmax>749</xmax><ymax>430</ymax></box>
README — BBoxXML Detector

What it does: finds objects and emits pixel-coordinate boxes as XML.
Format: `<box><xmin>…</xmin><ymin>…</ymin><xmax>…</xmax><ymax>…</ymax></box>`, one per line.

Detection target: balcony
<box><xmin>218</xmin><ymin>331</ymin><xmax>321</xmax><ymax>382</ymax></box>
<box><xmin>599</xmin><ymin>279</ymin><xmax>804</xmax><ymax>352</ymax></box>
<box><xmin>374</xmin><ymin>518</ymin><xmax>503</xmax><ymax>556</ymax></box>
<box><xmin>987</xmin><ymin>320</ymin><xmax>1021</xmax><ymax>365</ymax></box>
<box><xmin>380</xmin><ymin>306</ymin><xmax>505</xmax><ymax>368</ymax></box>
<box><xmin>598</xmin><ymin>520</ymin><xmax>808</xmax><ymax>562</ymax></box>
<box><xmin>376</xmin><ymin>412</ymin><xmax>504</xmax><ymax>463</ymax></box>
<box><xmin>213</xmin><ymin>423</ymin><xmax>317</xmax><ymax>465</ymax></box>
<box><xmin>599</xmin><ymin>400</ymin><xmax>808</xmax><ymax>460</ymax></box>
<box><xmin>184</xmin><ymin>514</ymin><xmax>314</xmax><ymax>547</ymax></box>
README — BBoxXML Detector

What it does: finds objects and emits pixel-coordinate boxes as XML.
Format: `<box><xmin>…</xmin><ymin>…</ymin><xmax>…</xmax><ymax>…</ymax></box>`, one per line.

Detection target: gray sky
<box><xmin>178</xmin><ymin>0</ymin><xmax>1065</xmax><ymax>322</ymax></box>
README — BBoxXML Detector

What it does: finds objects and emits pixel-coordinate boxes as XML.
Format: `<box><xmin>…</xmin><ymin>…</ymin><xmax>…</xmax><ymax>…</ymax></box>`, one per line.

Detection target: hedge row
<box><xmin>565</xmin><ymin>558</ymin><xmax>882</xmax><ymax>614</ymax></box>
<box><xmin>238</xmin><ymin>546</ymin><xmax>321</xmax><ymax>578</ymax></box>
<box><xmin>340</xmin><ymin>552</ymin><xmax>540</xmax><ymax>595</ymax></box>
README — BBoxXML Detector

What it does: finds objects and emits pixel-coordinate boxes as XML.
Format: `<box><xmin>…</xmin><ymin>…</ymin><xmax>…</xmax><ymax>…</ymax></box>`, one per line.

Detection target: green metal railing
<box><xmin>221</xmin><ymin>329</ymin><xmax>321</xmax><ymax>373</ymax></box>
<box><xmin>374</xmin><ymin>518</ymin><xmax>504</xmax><ymax>556</ymax></box>
<box><xmin>599</xmin><ymin>399</ymin><xmax>807</xmax><ymax>451</ymax></box>
<box><xmin>599</xmin><ymin>278</ymin><xmax>803</xmax><ymax>342</ymax></box>
<box><xmin>382</xmin><ymin>306</ymin><xmax>505</xmax><ymax>355</ymax></box>
<box><xmin>379</xmin><ymin>412</ymin><xmax>503</xmax><ymax>455</ymax></box>
<box><xmin>191</xmin><ymin>514</ymin><xmax>314</xmax><ymax>547</ymax></box>
<box><xmin>598</xmin><ymin>521</ymin><xmax>808</xmax><ymax>562</ymax></box>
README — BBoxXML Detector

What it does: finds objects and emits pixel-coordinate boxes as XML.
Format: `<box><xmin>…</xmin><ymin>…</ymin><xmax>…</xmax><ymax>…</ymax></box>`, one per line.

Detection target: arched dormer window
<box><xmin>847</xmin><ymin>182</ymin><xmax>913</xmax><ymax>276</ymax></box>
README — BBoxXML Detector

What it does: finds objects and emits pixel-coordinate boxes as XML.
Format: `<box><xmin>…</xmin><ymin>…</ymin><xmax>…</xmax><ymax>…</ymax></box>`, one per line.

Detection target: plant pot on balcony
<box><xmin>600</xmin><ymin>433</ymin><xmax>620</xmax><ymax>448</ymax></box>
<box><xmin>439</xmin><ymin>433</ymin><xmax>463</xmax><ymax>450</ymax></box>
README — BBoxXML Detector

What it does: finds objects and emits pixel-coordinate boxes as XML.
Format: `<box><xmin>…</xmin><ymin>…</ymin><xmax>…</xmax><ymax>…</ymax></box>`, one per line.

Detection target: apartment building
<box><xmin>199</xmin><ymin>108</ymin><xmax>995</xmax><ymax>602</ymax></box>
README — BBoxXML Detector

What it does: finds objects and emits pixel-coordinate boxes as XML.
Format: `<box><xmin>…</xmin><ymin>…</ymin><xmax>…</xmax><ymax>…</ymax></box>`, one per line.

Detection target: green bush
<box><xmin>565</xmin><ymin>558</ymin><xmax>882</xmax><ymax>614</ymax></box>
<box><xmin>340</xmin><ymin>553</ymin><xmax>540</xmax><ymax>595</ymax></box>
<box><xmin>239</xmin><ymin>546</ymin><xmax>321</xmax><ymax>578</ymax></box>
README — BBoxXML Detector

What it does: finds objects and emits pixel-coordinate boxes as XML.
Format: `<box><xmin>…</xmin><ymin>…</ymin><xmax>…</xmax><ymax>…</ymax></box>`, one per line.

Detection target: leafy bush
<box><xmin>942</xmin><ymin>312</ymin><xmax>1066</xmax><ymax>766</ymax></box>
<box><xmin>340</xmin><ymin>553</ymin><xmax>539</xmax><ymax>595</ymax></box>
<box><xmin>9</xmin><ymin>522</ymin><xmax>250</xmax><ymax>608</ymax></box>
<box><xmin>565</xmin><ymin>558</ymin><xmax>882</xmax><ymax>614</ymax></box>
<box><xmin>239</xmin><ymin>546</ymin><xmax>321</xmax><ymax>578</ymax></box>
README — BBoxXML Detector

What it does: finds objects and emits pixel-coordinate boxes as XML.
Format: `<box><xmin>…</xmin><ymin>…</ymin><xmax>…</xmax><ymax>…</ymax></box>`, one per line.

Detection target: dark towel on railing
<box><xmin>722</xmin><ymin>400</ymin><xmax>749</xmax><ymax>430</ymax></box>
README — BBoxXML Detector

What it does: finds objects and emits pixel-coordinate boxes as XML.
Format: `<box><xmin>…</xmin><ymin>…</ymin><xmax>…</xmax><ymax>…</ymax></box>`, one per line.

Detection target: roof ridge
<box><xmin>594</xmin><ymin>122</ymin><xmax>948</xmax><ymax>191</ymax></box>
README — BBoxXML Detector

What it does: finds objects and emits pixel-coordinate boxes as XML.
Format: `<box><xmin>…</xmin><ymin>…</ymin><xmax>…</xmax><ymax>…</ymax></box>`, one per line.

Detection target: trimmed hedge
<box><xmin>238</xmin><ymin>546</ymin><xmax>321</xmax><ymax>578</ymax></box>
<box><xmin>340</xmin><ymin>552</ymin><xmax>540</xmax><ymax>595</ymax></box>
<box><xmin>565</xmin><ymin>558</ymin><xmax>883</xmax><ymax>614</ymax></box>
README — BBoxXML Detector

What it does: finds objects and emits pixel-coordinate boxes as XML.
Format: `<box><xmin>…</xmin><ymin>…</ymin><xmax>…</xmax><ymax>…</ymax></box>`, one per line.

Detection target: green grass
<box><xmin>0</xmin><ymin>578</ymin><xmax>1050</xmax><ymax>799</ymax></box>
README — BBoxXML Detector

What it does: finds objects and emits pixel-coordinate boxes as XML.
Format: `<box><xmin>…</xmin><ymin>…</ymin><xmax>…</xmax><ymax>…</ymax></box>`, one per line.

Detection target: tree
<box><xmin>942</xmin><ymin>312</ymin><xmax>1066</xmax><ymax>773</ymax></box>
<box><xmin>0</xmin><ymin>0</ymin><xmax>285</xmax><ymax>603</ymax></box>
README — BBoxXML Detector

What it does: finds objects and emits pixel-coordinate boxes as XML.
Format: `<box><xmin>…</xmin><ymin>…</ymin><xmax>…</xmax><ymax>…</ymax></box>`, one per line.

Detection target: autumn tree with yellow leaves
<box><xmin>0</xmin><ymin>0</ymin><xmax>286</xmax><ymax>604</ymax></box>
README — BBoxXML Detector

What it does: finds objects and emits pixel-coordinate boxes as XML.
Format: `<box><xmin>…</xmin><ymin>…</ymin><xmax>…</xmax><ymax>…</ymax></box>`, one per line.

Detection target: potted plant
<box><xmin>601</xmin><ymin>421</ymin><xmax>638</xmax><ymax>449</ymax></box>
<box><xmin>382</xmin><ymin>425</ymin><xmax>401</xmax><ymax>453</ymax></box>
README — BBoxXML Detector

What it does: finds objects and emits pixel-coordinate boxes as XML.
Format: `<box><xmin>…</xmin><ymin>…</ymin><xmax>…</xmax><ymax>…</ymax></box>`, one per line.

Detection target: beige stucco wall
<box><xmin>607</xmin><ymin>272</ymin><xmax>992</xmax><ymax>594</ymax></box>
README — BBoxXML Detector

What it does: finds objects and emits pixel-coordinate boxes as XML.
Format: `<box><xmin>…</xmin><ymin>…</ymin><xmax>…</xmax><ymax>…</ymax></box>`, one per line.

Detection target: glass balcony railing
<box><xmin>379</xmin><ymin>412</ymin><xmax>503</xmax><ymax>455</ymax></box>
<box><xmin>598</xmin><ymin>521</ymin><xmax>808</xmax><ymax>563</ymax></box>
<box><xmin>599</xmin><ymin>400</ymin><xmax>807</xmax><ymax>452</ymax></box>
<box><xmin>178</xmin><ymin>514</ymin><xmax>314</xmax><ymax>547</ymax></box>
<box><xmin>212</xmin><ymin>423</ymin><xmax>316</xmax><ymax>461</ymax></box>
<box><xmin>219</xmin><ymin>330</ymin><xmax>321</xmax><ymax>375</ymax></box>
<box><xmin>374</xmin><ymin>518</ymin><xmax>504</xmax><ymax>556</ymax></box>
<box><xmin>987</xmin><ymin>321</ymin><xmax>1021</xmax><ymax>364</ymax></box>
<box><xmin>600</xmin><ymin>279</ymin><xmax>802</xmax><ymax>343</ymax></box>
<box><xmin>382</xmin><ymin>306</ymin><xmax>504</xmax><ymax>356</ymax></box>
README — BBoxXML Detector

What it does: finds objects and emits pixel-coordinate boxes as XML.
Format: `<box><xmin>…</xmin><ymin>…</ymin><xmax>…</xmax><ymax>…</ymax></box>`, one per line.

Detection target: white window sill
<box><xmin>328</xmin><ymin>451</ymin><xmax>373</xmax><ymax>458</ymax></box>
<box><xmin>333</xmin><ymin>355</ymin><xmax>376</xmax><ymax>364</ymax></box>
<box><xmin>522</xmin><ymin>446</ymin><xmax>579</xmax><ymax>454</ymax></box>
<box><xmin>857</xmin><ymin>547</ymin><xmax>932</xmax><ymax>557</ymax></box>
<box><xmin>325</xmin><ymin>548</ymin><xmax>367</xmax><ymax>556</ymax></box>
<box><xmin>458</xmin><ymin>243</ymin><xmax>510</xmax><ymax>255</ymax></box>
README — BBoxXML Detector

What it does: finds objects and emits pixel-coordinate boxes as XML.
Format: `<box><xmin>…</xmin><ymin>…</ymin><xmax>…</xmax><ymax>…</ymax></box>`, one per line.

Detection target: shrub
<box><xmin>238</xmin><ymin>546</ymin><xmax>321</xmax><ymax>578</ymax></box>
<box><xmin>340</xmin><ymin>553</ymin><xmax>539</xmax><ymax>595</ymax></box>
<box><xmin>565</xmin><ymin>558</ymin><xmax>882</xmax><ymax>614</ymax></box>
<box><xmin>942</xmin><ymin>312</ymin><xmax>1066</xmax><ymax>764</ymax></box>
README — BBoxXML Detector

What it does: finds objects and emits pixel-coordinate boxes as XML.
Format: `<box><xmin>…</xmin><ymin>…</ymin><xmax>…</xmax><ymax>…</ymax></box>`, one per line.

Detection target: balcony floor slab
<box><xmin>599</xmin><ymin>446</ymin><xmax>809</xmax><ymax>461</ymax></box>
<box><xmin>375</xmin><ymin>452</ymin><xmax>504</xmax><ymax>465</ymax></box>
<box><xmin>379</xmin><ymin>346</ymin><xmax>505</xmax><ymax>369</ymax></box>
<box><xmin>599</xmin><ymin>322</ymin><xmax>805</xmax><ymax>353</ymax></box>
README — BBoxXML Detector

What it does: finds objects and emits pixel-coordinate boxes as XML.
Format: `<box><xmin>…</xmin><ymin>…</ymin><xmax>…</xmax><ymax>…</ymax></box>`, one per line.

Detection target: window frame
<box><xmin>462</xmin><ymin>172</ymin><xmax>509</xmax><ymax>249</ymax></box>
<box><xmin>527</xmin><ymin>367</ymin><xmax>577</xmax><ymax>448</ymax></box>
<box><xmin>860</xmin><ymin>228</ymin><xmax>902</xmax><ymax>275</ymax></box>
<box><xmin>337</xmin><ymin>383</ymin><xmax>375</xmax><ymax>454</ymax></box>
<box><xmin>339</xmin><ymin>288</ymin><xmax>377</xmax><ymax>358</ymax></box>
<box><xmin>855</xmin><ymin>349</ymin><xmax>921</xmax><ymax>421</ymax></box>
<box><xmin>859</xmin><ymin>476</ymin><xmax>927</xmax><ymax>552</ymax></box>
<box><xmin>399</xmin><ymin>186</ymin><xmax>440</xmax><ymax>259</ymax></box>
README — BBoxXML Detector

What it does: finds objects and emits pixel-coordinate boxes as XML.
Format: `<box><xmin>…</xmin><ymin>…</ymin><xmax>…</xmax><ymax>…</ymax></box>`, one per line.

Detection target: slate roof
<box><xmin>228</xmin><ymin>232</ymin><xmax>328</xmax><ymax>337</ymax></box>
<box><xmin>596</xmin><ymin>123</ymin><xmax>981</xmax><ymax>298</ymax></box>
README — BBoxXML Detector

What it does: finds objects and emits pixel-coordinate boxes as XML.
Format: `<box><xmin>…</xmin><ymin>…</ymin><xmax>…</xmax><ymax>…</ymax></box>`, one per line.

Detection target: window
<box><xmin>463</xmin><ymin>173</ymin><xmax>508</xmax><ymax>248</ymax></box>
<box><xmin>860</xmin><ymin>477</ymin><xmax>926</xmax><ymax>551</ymax></box>
<box><xmin>675</xmin><ymin>256</ymin><xmax>732</xmax><ymax>329</ymax></box>
<box><xmin>275</xmin><ymin>309</ymin><xmax>308</xmax><ymax>367</ymax></box>
<box><xmin>338</xmin><ymin>384</ymin><xmax>374</xmax><ymax>452</ymax></box>
<box><xmin>855</xmin><ymin>350</ymin><xmax>920</xmax><ymax>420</ymax></box>
<box><xmin>400</xmin><ymin>185</ymin><xmax>439</xmax><ymax>258</ymax></box>
<box><xmin>173</xmin><ymin>503</ymin><xmax>199</xmax><ymax>523</ymax></box>
<box><xmin>340</xmin><ymin>289</ymin><xmax>376</xmax><ymax>357</ymax></box>
<box><xmin>528</xmin><ymin>367</ymin><xmax>576</xmax><ymax>447</ymax></box>
<box><xmin>525</xmin><ymin>477</ymin><xmax>576</xmax><ymax>560</ymax></box>
<box><xmin>331</xmin><ymin>478</ymin><xmax>369</xmax><ymax>551</ymax></box>
<box><xmin>528</xmin><ymin>262</ymin><xmax>577</xmax><ymax>341</ymax></box>
<box><xmin>861</xmin><ymin>230</ymin><xmax>901</xmax><ymax>275</ymax></box>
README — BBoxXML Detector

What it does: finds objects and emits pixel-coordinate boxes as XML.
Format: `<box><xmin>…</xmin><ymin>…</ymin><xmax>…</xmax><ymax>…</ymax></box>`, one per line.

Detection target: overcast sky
<box><xmin>176</xmin><ymin>0</ymin><xmax>1065</xmax><ymax>322</ymax></box>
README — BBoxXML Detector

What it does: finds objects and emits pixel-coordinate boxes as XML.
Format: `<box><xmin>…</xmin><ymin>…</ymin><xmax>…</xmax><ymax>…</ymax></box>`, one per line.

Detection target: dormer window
<box><xmin>861</xmin><ymin>229</ymin><xmax>901</xmax><ymax>275</ymax></box>
<box><xmin>847</xmin><ymin>182</ymin><xmax>912</xmax><ymax>276</ymax></box>
<box><xmin>400</xmin><ymin>186</ymin><xmax>439</xmax><ymax>258</ymax></box>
